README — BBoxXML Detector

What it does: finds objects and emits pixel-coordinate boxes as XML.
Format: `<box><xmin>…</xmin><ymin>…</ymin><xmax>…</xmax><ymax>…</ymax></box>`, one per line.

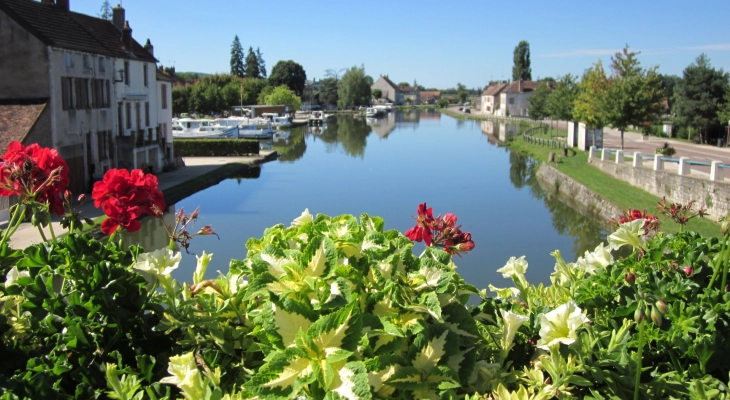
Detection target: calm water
<box><xmin>125</xmin><ymin>110</ymin><xmax>608</xmax><ymax>291</ymax></box>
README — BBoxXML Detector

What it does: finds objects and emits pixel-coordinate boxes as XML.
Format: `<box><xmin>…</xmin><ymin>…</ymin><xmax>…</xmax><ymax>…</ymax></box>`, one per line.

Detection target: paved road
<box><xmin>4</xmin><ymin>151</ymin><xmax>277</xmax><ymax>249</ymax></box>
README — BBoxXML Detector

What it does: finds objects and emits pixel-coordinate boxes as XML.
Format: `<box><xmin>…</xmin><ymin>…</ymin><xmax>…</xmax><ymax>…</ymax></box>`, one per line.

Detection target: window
<box><xmin>75</xmin><ymin>78</ymin><xmax>90</xmax><ymax>109</ymax></box>
<box><xmin>97</xmin><ymin>130</ymin><xmax>108</xmax><ymax>160</ymax></box>
<box><xmin>83</xmin><ymin>55</ymin><xmax>91</xmax><ymax>70</ymax></box>
<box><xmin>508</xmin><ymin>98</ymin><xmax>514</xmax><ymax>105</ymax></box>
<box><xmin>65</xmin><ymin>52</ymin><xmax>74</xmax><ymax>69</ymax></box>
<box><xmin>124</xmin><ymin>61</ymin><xmax>129</xmax><ymax>85</ymax></box>
<box><xmin>61</xmin><ymin>77</ymin><xmax>74</xmax><ymax>110</ymax></box>
<box><xmin>145</xmin><ymin>102</ymin><xmax>150</xmax><ymax>126</ymax></box>
<box><xmin>98</xmin><ymin>57</ymin><xmax>105</xmax><ymax>73</ymax></box>
<box><xmin>143</xmin><ymin>64</ymin><xmax>148</xmax><ymax>87</ymax></box>
<box><xmin>160</xmin><ymin>84</ymin><xmax>168</xmax><ymax>109</ymax></box>
<box><xmin>125</xmin><ymin>102</ymin><xmax>132</xmax><ymax>129</ymax></box>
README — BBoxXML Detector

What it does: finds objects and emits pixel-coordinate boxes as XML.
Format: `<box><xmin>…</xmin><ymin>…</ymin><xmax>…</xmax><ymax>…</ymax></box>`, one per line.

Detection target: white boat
<box><xmin>384</xmin><ymin>102</ymin><xmax>394</xmax><ymax>111</ymax></box>
<box><xmin>365</xmin><ymin>108</ymin><xmax>378</xmax><ymax>118</ymax></box>
<box><xmin>239</xmin><ymin>123</ymin><xmax>275</xmax><ymax>139</ymax></box>
<box><xmin>373</xmin><ymin>105</ymin><xmax>388</xmax><ymax>114</ymax></box>
<box><xmin>309</xmin><ymin>111</ymin><xmax>327</xmax><ymax>125</ymax></box>
<box><xmin>260</xmin><ymin>113</ymin><xmax>292</xmax><ymax>129</ymax></box>
<box><xmin>172</xmin><ymin>118</ymin><xmax>239</xmax><ymax>139</ymax></box>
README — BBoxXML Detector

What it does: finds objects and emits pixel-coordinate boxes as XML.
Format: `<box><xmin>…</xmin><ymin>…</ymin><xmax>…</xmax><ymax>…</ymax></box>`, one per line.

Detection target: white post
<box><xmin>616</xmin><ymin>150</ymin><xmax>624</xmax><ymax>164</ymax></box>
<box><xmin>711</xmin><ymin>161</ymin><xmax>725</xmax><ymax>181</ymax></box>
<box><xmin>601</xmin><ymin>148</ymin><xmax>609</xmax><ymax>161</ymax></box>
<box><xmin>678</xmin><ymin>157</ymin><xmax>690</xmax><ymax>175</ymax></box>
<box><xmin>633</xmin><ymin>152</ymin><xmax>643</xmax><ymax>167</ymax></box>
<box><xmin>588</xmin><ymin>146</ymin><xmax>596</xmax><ymax>159</ymax></box>
<box><xmin>654</xmin><ymin>154</ymin><xmax>664</xmax><ymax>171</ymax></box>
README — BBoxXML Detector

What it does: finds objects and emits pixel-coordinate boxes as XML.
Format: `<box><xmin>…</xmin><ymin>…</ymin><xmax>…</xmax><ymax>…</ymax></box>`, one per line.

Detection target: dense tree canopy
<box><xmin>318</xmin><ymin>78</ymin><xmax>339</xmax><ymax>108</ymax></box>
<box><xmin>245</xmin><ymin>47</ymin><xmax>260</xmax><ymax>79</ymax></box>
<box><xmin>528</xmin><ymin>82</ymin><xmax>551</xmax><ymax>121</ymax></box>
<box><xmin>269</xmin><ymin>60</ymin><xmax>307</xmax><ymax>95</ymax></box>
<box><xmin>230</xmin><ymin>35</ymin><xmax>245</xmax><ymax>78</ymax></box>
<box><xmin>337</xmin><ymin>65</ymin><xmax>373</xmax><ymax>108</ymax></box>
<box><xmin>546</xmin><ymin>74</ymin><xmax>579</xmax><ymax>122</ymax></box>
<box><xmin>256</xmin><ymin>47</ymin><xmax>266</xmax><ymax>78</ymax></box>
<box><xmin>672</xmin><ymin>54</ymin><xmax>729</xmax><ymax>143</ymax></box>
<box><xmin>603</xmin><ymin>46</ymin><xmax>664</xmax><ymax>149</ymax></box>
<box><xmin>512</xmin><ymin>40</ymin><xmax>532</xmax><ymax>81</ymax></box>
<box><xmin>263</xmin><ymin>85</ymin><xmax>302</xmax><ymax>110</ymax></box>
<box><xmin>574</xmin><ymin>60</ymin><xmax>609</xmax><ymax>129</ymax></box>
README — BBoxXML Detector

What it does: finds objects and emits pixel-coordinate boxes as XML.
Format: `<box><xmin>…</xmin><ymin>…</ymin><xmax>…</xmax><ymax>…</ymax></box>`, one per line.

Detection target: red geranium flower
<box><xmin>404</xmin><ymin>203</ymin><xmax>475</xmax><ymax>256</ymax></box>
<box><xmin>0</xmin><ymin>141</ymin><xmax>69</xmax><ymax>215</ymax></box>
<box><xmin>92</xmin><ymin>168</ymin><xmax>165</xmax><ymax>234</ymax></box>
<box><xmin>405</xmin><ymin>202</ymin><xmax>435</xmax><ymax>246</ymax></box>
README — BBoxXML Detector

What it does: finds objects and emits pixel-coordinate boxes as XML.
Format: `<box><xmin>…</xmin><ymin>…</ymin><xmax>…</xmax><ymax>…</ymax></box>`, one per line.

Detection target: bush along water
<box><xmin>1</xmin><ymin>141</ymin><xmax>730</xmax><ymax>399</ymax></box>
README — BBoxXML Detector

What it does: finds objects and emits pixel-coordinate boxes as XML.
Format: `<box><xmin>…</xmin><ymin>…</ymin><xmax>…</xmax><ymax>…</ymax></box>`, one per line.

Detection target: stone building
<box><xmin>0</xmin><ymin>0</ymin><xmax>167</xmax><ymax>194</ymax></box>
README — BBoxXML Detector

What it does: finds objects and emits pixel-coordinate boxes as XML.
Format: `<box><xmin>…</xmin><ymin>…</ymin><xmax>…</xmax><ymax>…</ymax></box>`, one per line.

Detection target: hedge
<box><xmin>173</xmin><ymin>139</ymin><xmax>259</xmax><ymax>156</ymax></box>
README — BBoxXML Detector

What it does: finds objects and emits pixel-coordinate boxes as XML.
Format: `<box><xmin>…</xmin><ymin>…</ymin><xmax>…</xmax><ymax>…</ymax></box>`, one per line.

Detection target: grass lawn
<box><xmin>506</xmin><ymin>135</ymin><xmax>721</xmax><ymax>238</ymax></box>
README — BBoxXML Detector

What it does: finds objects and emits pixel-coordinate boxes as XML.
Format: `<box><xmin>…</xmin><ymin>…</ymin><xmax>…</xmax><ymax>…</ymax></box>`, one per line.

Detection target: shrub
<box><xmin>655</xmin><ymin>142</ymin><xmax>676</xmax><ymax>157</ymax></box>
<box><xmin>173</xmin><ymin>139</ymin><xmax>259</xmax><ymax>157</ymax></box>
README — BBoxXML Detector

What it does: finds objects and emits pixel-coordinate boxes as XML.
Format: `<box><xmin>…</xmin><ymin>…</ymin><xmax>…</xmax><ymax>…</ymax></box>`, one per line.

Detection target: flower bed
<box><xmin>1</xmin><ymin>142</ymin><xmax>729</xmax><ymax>399</ymax></box>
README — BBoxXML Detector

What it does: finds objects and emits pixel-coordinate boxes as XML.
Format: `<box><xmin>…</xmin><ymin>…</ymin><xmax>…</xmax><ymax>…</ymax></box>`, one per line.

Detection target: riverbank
<box><xmin>6</xmin><ymin>150</ymin><xmax>279</xmax><ymax>249</ymax></box>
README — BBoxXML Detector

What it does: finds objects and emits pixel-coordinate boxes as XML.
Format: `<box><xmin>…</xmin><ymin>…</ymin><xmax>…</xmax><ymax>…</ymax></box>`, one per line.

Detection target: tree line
<box><xmin>527</xmin><ymin>45</ymin><xmax>730</xmax><ymax>147</ymax></box>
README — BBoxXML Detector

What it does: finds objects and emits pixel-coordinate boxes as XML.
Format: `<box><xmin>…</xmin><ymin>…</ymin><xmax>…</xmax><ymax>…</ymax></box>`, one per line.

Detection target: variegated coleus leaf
<box><xmin>409</xmin><ymin>258</ymin><xmax>453</xmax><ymax>293</ymax></box>
<box><xmin>259</xmin><ymin>297</ymin><xmax>317</xmax><ymax>351</ymax></box>
<box><xmin>297</xmin><ymin>302</ymin><xmax>362</xmax><ymax>360</ymax></box>
<box><xmin>244</xmin><ymin>347</ymin><xmax>313</xmax><ymax>398</ymax></box>
<box><xmin>409</xmin><ymin>324</ymin><xmax>460</xmax><ymax>374</ymax></box>
<box><xmin>323</xmin><ymin>361</ymin><xmax>372</xmax><ymax>400</ymax></box>
<box><xmin>300</xmin><ymin>235</ymin><xmax>338</xmax><ymax>279</ymax></box>
<box><xmin>360</xmin><ymin>231</ymin><xmax>387</xmax><ymax>253</ymax></box>
<box><xmin>359</xmin><ymin>213</ymin><xmax>384</xmax><ymax>233</ymax></box>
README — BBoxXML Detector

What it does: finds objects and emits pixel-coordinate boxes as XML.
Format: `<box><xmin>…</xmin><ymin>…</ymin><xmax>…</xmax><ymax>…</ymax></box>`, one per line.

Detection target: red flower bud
<box><xmin>650</xmin><ymin>306</ymin><xmax>662</xmax><ymax>327</ymax></box>
<box><xmin>625</xmin><ymin>272</ymin><xmax>636</xmax><ymax>285</ymax></box>
<box><xmin>77</xmin><ymin>193</ymin><xmax>86</xmax><ymax>204</ymax></box>
<box><xmin>634</xmin><ymin>307</ymin><xmax>644</xmax><ymax>323</ymax></box>
<box><xmin>443</xmin><ymin>213</ymin><xmax>457</xmax><ymax>227</ymax></box>
<box><xmin>196</xmin><ymin>225</ymin><xmax>215</xmax><ymax>236</ymax></box>
<box><xmin>655</xmin><ymin>299</ymin><xmax>668</xmax><ymax>315</ymax></box>
<box><xmin>683</xmin><ymin>266</ymin><xmax>694</xmax><ymax>275</ymax></box>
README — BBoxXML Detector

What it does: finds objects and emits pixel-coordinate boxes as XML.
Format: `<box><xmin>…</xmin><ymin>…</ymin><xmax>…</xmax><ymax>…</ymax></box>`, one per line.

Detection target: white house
<box><xmin>157</xmin><ymin>67</ymin><xmax>174</xmax><ymax>167</ymax></box>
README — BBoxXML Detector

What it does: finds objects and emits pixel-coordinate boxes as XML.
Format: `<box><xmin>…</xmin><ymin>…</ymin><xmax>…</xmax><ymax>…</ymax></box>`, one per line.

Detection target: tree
<box><xmin>337</xmin><ymin>65</ymin><xmax>373</xmax><ymax>108</ymax></box>
<box><xmin>230</xmin><ymin>36</ymin><xmax>245</xmax><ymax>78</ymax></box>
<box><xmin>269</xmin><ymin>60</ymin><xmax>307</xmax><ymax>95</ymax></box>
<box><xmin>718</xmin><ymin>87</ymin><xmax>730</xmax><ymax>127</ymax></box>
<box><xmin>257</xmin><ymin>85</ymin><xmax>275</xmax><ymax>105</ymax></box>
<box><xmin>660</xmin><ymin>74</ymin><xmax>682</xmax><ymax>112</ymax></box>
<box><xmin>372</xmin><ymin>88</ymin><xmax>382</xmax><ymax>102</ymax></box>
<box><xmin>244</xmin><ymin>47</ymin><xmax>260</xmax><ymax>79</ymax></box>
<box><xmin>457</xmin><ymin>83</ymin><xmax>468</xmax><ymax>103</ymax></box>
<box><xmin>528</xmin><ymin>81</ymin><xmax>551</xmax><ymax>121</ymax></box>
<box><xmin>264</xmin><ymin>85</ymin><xmax>302</xmax><ymax>110</ymax></box>
<box><xmin>573</xmin><ymin>60</ymin><xmax>609</xmax><ymax>130</ymax></box>
<box><xmin>241</xmin><ymin>78</ymin><xmax>268</xmax><ymax>105</ymax></box>
<box><xmin>512</xmin><ymin>40</ymin><xmax>532</xmax><ymax>81</ymax></box>
<box><xmin>398</xmin><ymin>82</ymin><xmax>409</xmax><ymax>87</ymax></box>
<box><xmin>171</xmin><ymin>85</ymin><xmax>190</xmax><ymax>115</ymax></box>
<box><xmin>546</xmin><ymin>74</ymin><xmax>578</xmax><ymax>122</ymax></box>
<box><xmin>256</xmin><ymin>47</ymin><xmax>266</xmax><ymax>78</ymax></box>
<box><xmin>437</xmin><ymin>98</ymin><xmax>448</xmax><ymax>108</ymax></box>
<box><xmin>603</xmin><ymin>46</ymin><xmax>664</xmax><ymax>149</ymax></box>
<box><xmin>673</xmin><ymin>54</ymin><xmax>729</xmax><ymax>143</ymax></box>
<box><xmin>98</xmin><ymin>0</ymin><xmax>112</xmax><ymax>20</ymax></box>
<box><xmin>318</xmin><ymin>78</ymin><xmax>339</xmax><ymax>107</ymax></box>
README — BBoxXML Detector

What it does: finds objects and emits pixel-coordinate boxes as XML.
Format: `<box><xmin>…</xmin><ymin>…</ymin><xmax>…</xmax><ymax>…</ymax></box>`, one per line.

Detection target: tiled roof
<box><xmin>379</xmin><ymin>75</ymin><xmax>397</xmax><ymax>90</ymax></box>
<box><xmin>481</xmin><ymin>83</ymin><xmax>508</xmax><ymax>96</ymax></box>
<box><xmin>156</xmin><ymin>69</ymin><xmax>175</xmax><ymax>82</ymax></box>
<box><xmin>0</xmin><ymin>0</ymin><xmax>155</xmax><ymax>62</ymax></box>
<box><xmin>502</xmin><ymin>80</ymin><xmax>539</xmax><ymax>94</ymax></box>
<box><xmin>0</xmin><ymin>100</ymin><xmax>47</xmax><ymax>152</ymax></box>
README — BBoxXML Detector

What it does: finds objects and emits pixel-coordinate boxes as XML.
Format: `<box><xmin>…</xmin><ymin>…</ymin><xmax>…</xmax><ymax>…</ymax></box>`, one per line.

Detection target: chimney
<box><xmin>122</xmin><ymin>20</ymin><xmax>132</xmax><ymax>50</ymax></box>
<box><xmin>56</xmin><ymin>0</ymin><xmax>69</xmax><ymax>11</ymax></box>
<box><xmin>144</xmin><ymin>39</ymin><xmax>153</xmax><ymax>56</ymax></box>
<box><xmin>112</xmin><ymin>4</ymin><xmax>125</xmax><ymax>31</ymax></box>
<box><xmin>518</xmin><ymin>79</ymin><xmax>523</xmax><ymax>92</ymax></box>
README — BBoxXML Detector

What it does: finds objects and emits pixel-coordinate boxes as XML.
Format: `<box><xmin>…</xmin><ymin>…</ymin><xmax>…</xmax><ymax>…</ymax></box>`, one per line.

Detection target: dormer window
<box><xmin>65</xmin><ymin>52</ymin><xmax>74</xmax><ymax>69</ymax></box>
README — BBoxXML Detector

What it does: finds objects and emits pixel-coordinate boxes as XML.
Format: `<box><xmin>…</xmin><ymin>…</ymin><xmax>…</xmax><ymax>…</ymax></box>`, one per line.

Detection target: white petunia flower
<box><xmin>488</xmin><ymin>284</ymin><xmax>520</xmax><ymax>300</ymax></box>
<box><xmin>496</xmin><ymin>256</ymin><xmax>528</xmax><ymax>281</ymax></box>
<box><xmin>160</xmin><ymin>352</ymin><xmax>206</xmax><ymax>399</ymax></box>
<box><xmin>193</xmin><ymin>251</ymin><xmax>213</xmax><ymax>285</ymax></box>
<box><xmin>536</xmin><ymin>301</ymin><xmax>590</xmax><ymax>350</ymax></box>
<box><xmin>5</xmin><ymin>266</ymin><xmax>29</xmax><ymax>287</ymax></box>
<box><xmin>291</xmin><ymin>208</ymin><xmax>313</xmax><ymax>227</ymax></box>
<box><xmin>133</xmin><ymin>248</ymin><xmax>181</xmax><ymax>289</ymax></box>
<box><xmin>608</xmin><ymin>218</ymin><xmax>645</xmax><ymax>251</ymax></box>
<box><xmin>500</xmin><ymin>309</ymin><xmax>529</xmax><ymax>351</ymax></box>
<box><xmin>583</xmin><ymin>242</ymin><xmax>613</xmax><ymax>274</ymax></box>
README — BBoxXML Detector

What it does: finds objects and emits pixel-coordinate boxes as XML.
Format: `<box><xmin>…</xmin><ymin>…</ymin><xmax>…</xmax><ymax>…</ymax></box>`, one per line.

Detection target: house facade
<box><xmin>480</xmin><ymin>83</ymin><xmax>508</xmax><ymax>115</ymax></box>
<box><xmin>371</xmin><ymin>75</ymin><xmax>402</xmax><ymax>105</ymax></box>
<box><xmin>0</xmin><ymin>0</ymin><xmax>166</xmax><ymax>194</ymax></box>
<box><xmin>157</xmin><ymin>67</ymin><xmax>174</xmax><ymax>167</ymax></box>
<box><xmin>499</xmin><ymin>80</ymin><xmax>538</xmax><ymax>117</ymax></box>
<box><xmin>419</xmin><ymin>91</ymin><xmax>441</xmax><ymax>105</ymax></box>
<box><xmin>398</xmin><ymin>85</ymin><xmax>420</xmax><ymax>105</ymax></box>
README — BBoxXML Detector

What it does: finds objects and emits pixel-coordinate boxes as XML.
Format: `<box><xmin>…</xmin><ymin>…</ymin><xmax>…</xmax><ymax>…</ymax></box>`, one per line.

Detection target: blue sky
<box><xmin>70</xmin><ymin>0</ymin><xmax>730</xmax><ymax>89</ymax></box>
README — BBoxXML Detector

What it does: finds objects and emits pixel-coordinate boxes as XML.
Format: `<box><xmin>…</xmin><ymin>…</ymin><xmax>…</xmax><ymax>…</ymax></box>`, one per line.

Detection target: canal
<box><xmin>125</xmin><ymin>110</ymin><xmax>608</xmax><ymax>291</ymax></box>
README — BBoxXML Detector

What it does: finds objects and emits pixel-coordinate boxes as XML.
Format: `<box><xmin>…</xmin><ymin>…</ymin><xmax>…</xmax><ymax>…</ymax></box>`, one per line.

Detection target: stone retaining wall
<box><xmin>588</xmin><ymin>158</ymin><xmax>730</xmax><ymax>219</ymax></box>
<box><xmin>536</xmin><ymin>163</ymin><xmax>621</xmax><ymax>223</ymax></box>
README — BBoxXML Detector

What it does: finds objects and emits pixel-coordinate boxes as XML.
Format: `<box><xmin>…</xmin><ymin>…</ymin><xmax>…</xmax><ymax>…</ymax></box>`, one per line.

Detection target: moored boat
<box><xmin>172</xmin><ymin>118</ymin><xmax>239</xmax><ymax>139</ymax></box>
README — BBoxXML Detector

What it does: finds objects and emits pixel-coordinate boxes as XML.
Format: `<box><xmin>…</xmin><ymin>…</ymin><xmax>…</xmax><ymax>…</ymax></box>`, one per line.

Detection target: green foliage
<box><xmin>673</xmin><ymin>54</ymin><xmax>729</xmax><ymax>142</ymax></box>
<box><xmin>546</xmin><ymin>74</ymin><xmax>578</xmax><ymax>121</ymax></box>
<box><xmin>264</xmin><ymin>85</ymin><xmax>302</xmax><ymax>110</ymax></box>
<box><xmin>719</xmin><ymin>86</ymin><xmax>730</xmax><ymax>125</ymax></box>
<box><xmin>457</xmin><ymin>83</ymin><xmax>469</xmax><ymax>103</ymax></box>
<box><xmin>603</xmin><ymin>46</ymin><xmax>664</xmax><ymax>149</ymax></box>
<box><xmin>574</xmin><ymin>60</ymin><xmax>609</xmax><ymax>129</ymax></box>
<box><xmin>437</xmin><ymin>98</ymin><xmax>449</xmax><ymax>108</ymax></box>
<box><xmin>245</xmin><ymin>47</ymin><xmax>260</xmax><ymax>79</ymax></box>
<box><xmin>269</xmin><ymin>60</ymin><xmax>307</xmax><ymax>96</ymax></box>
<box><xmin>512</xmin><ymin>40</ymin><xmax>532</xmax><ymax>81</ymax></box>
<box><xmin>371</xmin><ymin>88</ymin><xmax>382</xmax><ymax>100</ymax></box>
<box><xmin>230</xmin><ymin>35</ymin><xmax>245</xmax><ymax>78</ymax></box>
<box><xmin>337</xmin><ymin>65</ymin><xmax>373</xmax><ymax>108</ymax></box>
<box><xmin>655</xmin><ymin>142</ymin><xmax>677</xmax><ymax>157</ymax></box>
<box><xmin>318</xmin><ymin>77</ymin><xmax>339</xmax><ymax>107</ymax></box>
<box><xmin>98</xmin><ymin>0</ymin><xmax>111</xmax><ymax>20</ymax></box>
<box><xmin>527</xmin><ymin>81</ymin><xmax>551</xmax><ymax>121</ymax></box>
<box><xmin>256</xmin><ymin>47</ymin><xmax>267</xmax><ymax>78</ymax></box>
<box><xmin>0</xmin><ymin>234</ymin><xmax>177</xmax><ymax>398</ymax></box>
<box><xmin>171</xmin><ymin>85</ymin><xmax>190</xmax><ymax>115</ymax></box>
<box><xmin>173</xmin><ymin>139</ymin><xmax>259</xmax><ymax>156</ymax></box>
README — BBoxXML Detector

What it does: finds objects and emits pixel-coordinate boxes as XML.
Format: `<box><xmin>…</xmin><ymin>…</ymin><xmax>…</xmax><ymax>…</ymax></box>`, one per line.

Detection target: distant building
<box><xmin>480</xmin><ymin>80</ymin><xmax>538</xmax><ymax>117</ymax></box>
<box><xmin>419</xmin><ymin>91</ymin><xmax>441</xmax><ymax>105</ymax></box>
<box><xmin>0</xmin><ymin>0</ymin><xmax>167</xmax><ymax>193</ymax></box>
<box><xmin>397</xmin><ymin>85</ymin><xmax>420</xmax><ymax>105</ymax></box>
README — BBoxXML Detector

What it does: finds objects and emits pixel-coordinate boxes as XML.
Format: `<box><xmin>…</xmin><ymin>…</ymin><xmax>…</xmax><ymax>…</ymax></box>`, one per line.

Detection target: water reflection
<box><xmin>273</xmin><ymin>129</ymin><xmax>307</xmax><ymax>162</ymax></box>
<box><xmin>122</xmin><ymin>207</ymin><xmax>177</xmax><ymax>253</ymax></box>
<box><xmin>507</xmin><ymin>151</ymin><xmax>608</xmax><ymax>256</ymax></box>
<box><xmin>481</xmin><ymin>120</ymin><xmax>520</xmax><ymax>142</ymax></box>
<box><xmin>319</xmin><ymin>116</ymin><xmax>372</xmax><ymax>158</ymax></box>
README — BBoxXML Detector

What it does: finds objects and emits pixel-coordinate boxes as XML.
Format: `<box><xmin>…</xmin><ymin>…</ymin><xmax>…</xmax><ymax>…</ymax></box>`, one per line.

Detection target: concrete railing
<box><xmin>588</xmin><ymin>146</ymin><xmax>729</xmax><ymax>182</ymax></box>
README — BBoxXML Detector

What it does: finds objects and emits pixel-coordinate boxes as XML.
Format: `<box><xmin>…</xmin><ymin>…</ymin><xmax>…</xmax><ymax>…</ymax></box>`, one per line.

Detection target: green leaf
<box><xmin>301</xmin><ymin>303</ymin><xmax>362</xmax><ymax>359</ymax></box>
<box><xmin>328</xmin><ymin>361</ymin><xmax>372</xmax><ymax>400</ymax></box>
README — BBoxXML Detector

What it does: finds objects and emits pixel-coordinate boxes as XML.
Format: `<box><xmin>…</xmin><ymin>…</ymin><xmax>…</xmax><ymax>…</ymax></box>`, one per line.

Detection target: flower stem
<box><xmin>709</xmin><ymin>235</ymin><xmax>728</xmax><ymax>288</ymax></box>
<box><xmin>47</xmin><ymin>220</ymin><xmax>57</xmax><ymax>242</ymax></box>
<box><xmin>634</xmin><ymin>320</ymin><xmax>645</xmax><ymax>400</ymax></box>
<box><xmin>721</xmin><ymin>237</ymin><xmax>730</xmax><ymax>291</ymax></box>
<box><xmin>36</xmin><ymin>225</ymin><xmax>48</xmax><ymax>242</ymax></box>
<box><xmin>0</xmin><ymin>206</ymin><xmax>26</xmax><ymax>249</ymax></box>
